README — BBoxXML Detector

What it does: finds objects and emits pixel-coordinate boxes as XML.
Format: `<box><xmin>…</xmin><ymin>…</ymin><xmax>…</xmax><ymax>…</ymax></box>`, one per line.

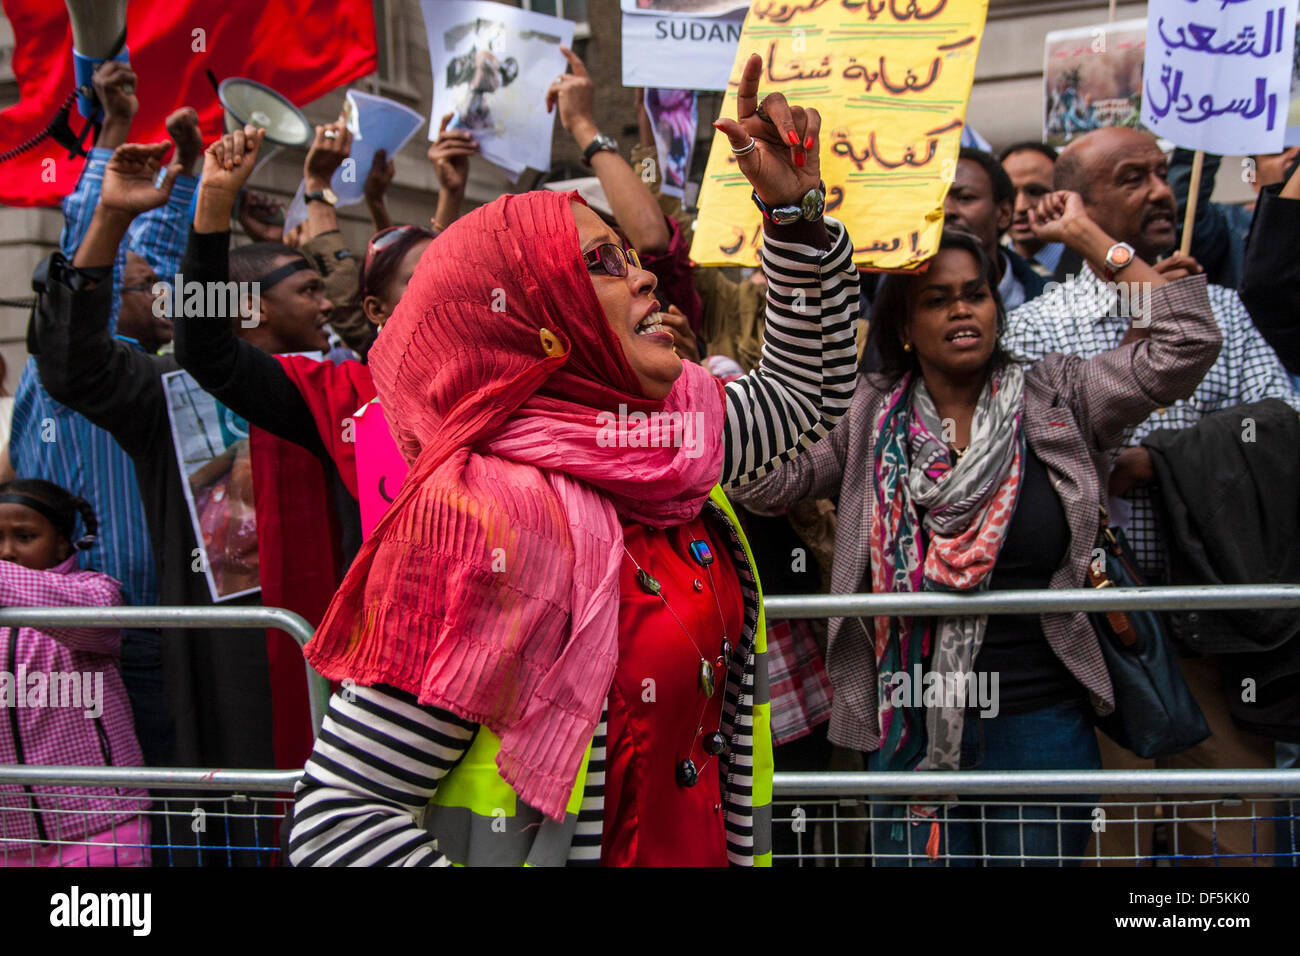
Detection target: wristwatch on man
<box><xmin>581</xmin><ymin>133</ymin><xmax>619</xmax><ymax>168</ymax></box>
<box><xmin>751</xmin><ymin>181</ymin><xmax>826</xmax><ymax>225</ymax></box>
<box><xmin>1103</xmin><ymin>241</ymin><xmax>1136</xmax><ymax>280</ymax></box>
<box><xmin>305</xmin><ymin>187</ymin><xmax>338</xmax><ymax>206</ymax></box>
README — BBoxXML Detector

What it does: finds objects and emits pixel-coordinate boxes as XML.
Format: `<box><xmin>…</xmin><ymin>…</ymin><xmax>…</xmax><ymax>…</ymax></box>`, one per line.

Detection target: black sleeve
<box><xmin>29</xmin><ymin>253</ymin><xmax>165</xmax><ymax>459</ymax></box>
<box><xmin>1240</xmin><ymin>185</ymin><xmax>1300</xmax><ymax>375</ymax></box>
<box><xmin>171</xmin><ymin>228</ymin><xmax>327</xmax><ymax>457</ymax></box>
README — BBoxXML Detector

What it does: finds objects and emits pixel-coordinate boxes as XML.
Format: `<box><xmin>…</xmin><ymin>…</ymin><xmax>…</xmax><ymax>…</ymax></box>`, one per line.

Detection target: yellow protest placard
<box><xmin>690</xmin><ymin>0</ymin><xmax>989</xmax><ymax>270</ymax></box>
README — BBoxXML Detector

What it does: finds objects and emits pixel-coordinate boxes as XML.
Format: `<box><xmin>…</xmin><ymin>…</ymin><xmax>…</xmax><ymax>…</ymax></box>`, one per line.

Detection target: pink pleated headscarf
<box><xmin>305</xmin><ymin>190</ymin><xmax>725</xmax><ymax>819</ymax></box>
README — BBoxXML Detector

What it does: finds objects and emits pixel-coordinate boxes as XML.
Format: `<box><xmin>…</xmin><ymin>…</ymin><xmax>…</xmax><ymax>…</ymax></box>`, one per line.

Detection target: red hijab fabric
<box><xmin>305</xmin><ymin>191</ymin><xmax>725</xmax><ymax>819</ymax></box>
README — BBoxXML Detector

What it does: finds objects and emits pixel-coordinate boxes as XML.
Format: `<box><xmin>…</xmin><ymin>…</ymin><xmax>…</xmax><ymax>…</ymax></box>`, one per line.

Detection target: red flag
<box><xmin>0</xmin><ymin>1</ymin><xmax>378</xmax><ymax>206</ymax></box>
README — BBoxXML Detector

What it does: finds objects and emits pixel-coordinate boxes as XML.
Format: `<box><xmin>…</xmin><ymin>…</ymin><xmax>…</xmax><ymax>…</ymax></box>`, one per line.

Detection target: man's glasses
<box><xmin>583</xmin><ymin>243</ymin><xmax>642</xmax><ymax>278</ymax></box>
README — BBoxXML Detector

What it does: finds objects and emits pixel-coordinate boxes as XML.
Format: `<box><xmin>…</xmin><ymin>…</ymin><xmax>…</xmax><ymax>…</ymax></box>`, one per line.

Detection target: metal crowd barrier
<box><xmin>0</xmin><ymin>605</ymin><xmax>328</xmax><ymax>731</ymax></box>
<box><xmin>1</xmin><ymin>585</ymin><xmax>1298</xmax><ymax>865</ymax></box>
<box><xmin>0</xmin><ymin>766</ymin><xmax>1296</xmax><ymax>866</ymax></box>
<box><xmin>760</xmin><ymin>582</ymin><xmax>1300</xmax><ymax>618</ymax></box>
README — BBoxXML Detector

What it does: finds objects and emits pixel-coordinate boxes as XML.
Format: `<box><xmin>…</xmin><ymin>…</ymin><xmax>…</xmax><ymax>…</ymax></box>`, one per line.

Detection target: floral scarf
<box><xmin>869</xmin><ymin>362</ymin><xmax>1026</xmax><ymax>774</ymax></box>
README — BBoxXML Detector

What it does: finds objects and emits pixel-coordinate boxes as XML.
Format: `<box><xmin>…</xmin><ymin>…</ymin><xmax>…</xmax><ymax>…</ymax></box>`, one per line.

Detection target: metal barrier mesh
<box><xmin>1</xmin><ymin>776</ymin><xmax>1296</xmax><ymax>867</ymax></box>
<box><xmin>0</xmin><ymin>789</ymin><xmax>292</xmax><ymax>867</ymax></box>
<box><xmin>772</xmin><ymin>795</ymin><xmax>1300</xmax><ymax>866</ymax></box>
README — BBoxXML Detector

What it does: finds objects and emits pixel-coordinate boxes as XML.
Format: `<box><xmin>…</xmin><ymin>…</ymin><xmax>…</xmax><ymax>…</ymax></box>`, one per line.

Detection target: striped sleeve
<box><xmin>288</xmin><ymin>684</ymin><xmax>478</xmax><ymax>867</ymax></box>
<box><xmin>566</xmin><ymin>711</ymin><xmax>606</xmax><ymax>866</ymax></box>
<box><xmin>720</xmin><ymin>217</ymin><xmax>860</xmax><ymax>488</ymax></box>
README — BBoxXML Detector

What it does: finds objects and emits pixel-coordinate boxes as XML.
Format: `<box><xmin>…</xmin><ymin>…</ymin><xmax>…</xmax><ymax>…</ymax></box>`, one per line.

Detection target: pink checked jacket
<box><xmin>0</xmin><ymin>555</ymin><xmax>147</xmax><ymax>849</ymax></box>
<box><xmin>730</xmin><ymin>275</ymin><xmax>1221</xmax><ymax>753</ymax></box>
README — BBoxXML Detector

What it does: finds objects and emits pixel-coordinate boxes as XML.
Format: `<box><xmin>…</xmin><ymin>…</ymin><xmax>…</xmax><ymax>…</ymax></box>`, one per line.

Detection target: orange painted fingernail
<box><xmin>787</xmin><ymin>130</ymin><xmax>799</xmax><ymax>145</ymax></box>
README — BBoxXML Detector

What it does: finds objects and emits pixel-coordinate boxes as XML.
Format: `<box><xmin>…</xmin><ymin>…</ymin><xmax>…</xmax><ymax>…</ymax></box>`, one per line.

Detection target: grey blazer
<box><xmin>728</xmin><ymin>275</ymin><xmax>1222</xmax><ymax>752</ymax></box>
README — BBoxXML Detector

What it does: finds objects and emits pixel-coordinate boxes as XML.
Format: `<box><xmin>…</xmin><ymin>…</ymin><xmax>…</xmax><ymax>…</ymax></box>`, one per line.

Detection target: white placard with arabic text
<box><xmin>1143</xmin><ymin>0</ymin><xmax>1295</xmax><ymax>154</ymax></box>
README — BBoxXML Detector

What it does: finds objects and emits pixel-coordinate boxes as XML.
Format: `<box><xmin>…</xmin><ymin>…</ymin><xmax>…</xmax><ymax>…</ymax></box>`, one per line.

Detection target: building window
<box><xmin>515</xmin><ymin>0</ymin><xmax>591</xmax><ymax>39</ymax></box>
<box><xmin>374</xmin><ymin>0</ymin><xmax>395</xmax><ymax>84</ymax></box>
<box><xmin>368</xmin><ymin>0</ymin><xmax>420</xmax><ymax>103</ymax></box>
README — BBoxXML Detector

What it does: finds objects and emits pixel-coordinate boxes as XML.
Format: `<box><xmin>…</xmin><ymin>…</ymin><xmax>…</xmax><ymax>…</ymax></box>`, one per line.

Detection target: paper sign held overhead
<box><xmin>421</xmin><ymin>0</ymin><xmax>573</xmax><ymax>181</ymax></box>
<box><xmin>284</xmin><ymin>89</ymin><xmax>424</xmax><ymax>233</ymax></box>
<box><xmin>621</xmin><ymin>3</ymin><xmax>749</xmax><ymax>91</ymax></box>
<box><xmin>1043</xmin><ymin>19</ymin><xmax>1148</xmax><ymax>147</ymax></box>
<box><xmin>1143</xmin><ymin>0</ymin><xmax>1296</xmax><ymax>155</ymax></box>
<box><xmin>690</xmin><ymin>0</ymin><xmax>989</xmax><ymax>271</ymax></box>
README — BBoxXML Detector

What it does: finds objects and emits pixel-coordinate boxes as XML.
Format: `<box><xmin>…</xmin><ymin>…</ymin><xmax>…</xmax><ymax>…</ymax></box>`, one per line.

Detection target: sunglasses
<box><xmin>583</xmin><ymin>243</ymin><xmax>642</xmax><ymax>278</ymax></box>
<box><xmin>364</xmin><ymin>224</ymin><xmax>419</xmax><ymax>275</ymax></box>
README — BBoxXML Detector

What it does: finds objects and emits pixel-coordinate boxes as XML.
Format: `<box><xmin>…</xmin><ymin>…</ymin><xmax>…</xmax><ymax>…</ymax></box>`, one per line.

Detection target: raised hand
<box><xmin>545</xmin><ymin>46</ymin><xmax>597</xmax><ymax>139</ymax></box>
<box><xmin>1027</xmin><ymin>190</ymin><xmax>1096</xmax><ymax>246</ymax></box>
<box><xmin>304</xmin><ymin>119</ymin><xmax>352</xmax><ymax>190</ymax></box>
<box><xmin>165</xmin><ymin>106</ymin><xmax>204</xmax><ymax>176</ymax></box>
<box><xmin>364</xmin><ymin>149</ymin><xmax>396</xmax><ymax>205</ymax></box>
<box><xmin>238</xmin><ymin>190</ymin><xmax>286</xmax><ymax>242</ymax></box>
<box><xmin>92</xmin><ymin>60</ymin><xmax>138</xmax><ymax>126</ymax></box>
<box><xmin>201</xmin><ymin>125</ymin><xmax>266</xmax><ymax>201</ymax></box>
<box><xmin>427</xmin><ymin>112</ymin><xmax>478</xmax><ymax>194</ymax></box>
<box><xmin>92</xmin><ymin>60</ymin><xmax>138</xmax><ymax>149</ymax></box>
<box><xmin>99</xmin><ymin>142</ymin><xmax>181</xmax><ymax>217</ymax></box>
<box><xmin>712</xmin><ymin>53</ymin><xmax>821</xmax><ymax>207</ymax></box>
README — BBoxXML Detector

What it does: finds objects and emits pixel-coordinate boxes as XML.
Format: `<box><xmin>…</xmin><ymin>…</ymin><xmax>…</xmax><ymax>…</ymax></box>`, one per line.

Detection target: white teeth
<box><xmin>950</xmin><ymin>330</ymin><xmax>978</xmax><ymax>340</ymax></box>
<box><xmin>637</xmin><ymin>312</ymin><xmax>666</xmax><ymax>335</ymax></box>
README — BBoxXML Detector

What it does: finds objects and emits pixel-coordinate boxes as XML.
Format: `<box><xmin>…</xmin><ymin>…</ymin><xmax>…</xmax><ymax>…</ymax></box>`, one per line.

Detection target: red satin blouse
<box><xmin>601</xmin><ymin>513</ymin><xmax>745</xmax><ymax>867</ymax></box>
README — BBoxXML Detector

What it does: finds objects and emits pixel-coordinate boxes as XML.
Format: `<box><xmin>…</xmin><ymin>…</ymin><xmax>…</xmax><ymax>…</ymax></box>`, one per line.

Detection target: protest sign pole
<box><xmin>1178</xmin><ymin>149</ymin><xmax>1204</xmax><ymax>256</ymax></box>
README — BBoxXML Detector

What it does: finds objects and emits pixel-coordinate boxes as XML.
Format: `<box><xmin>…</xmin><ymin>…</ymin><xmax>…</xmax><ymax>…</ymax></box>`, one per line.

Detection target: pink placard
<box><xmin>353</xmin><ymin>400</ymin><xmax>410</xmax><ymax>538</ymax></box>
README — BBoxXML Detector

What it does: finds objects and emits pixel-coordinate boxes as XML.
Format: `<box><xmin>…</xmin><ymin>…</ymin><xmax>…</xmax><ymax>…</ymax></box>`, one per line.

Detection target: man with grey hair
<box><xmin>1003</xmin><ymin>125</ymin><xmax>1300</xmax><ymax>866</ymax></box>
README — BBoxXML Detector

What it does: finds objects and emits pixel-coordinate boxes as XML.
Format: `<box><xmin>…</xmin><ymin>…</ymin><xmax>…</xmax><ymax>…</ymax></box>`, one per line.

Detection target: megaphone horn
<box><xmin>217</xmin><ymin>78</ymin><xmax>313</xmax><ymax>149</ymax></box>
<box><xmin>66</xmin><ymin>0</ymin><xmax>128</xmax><ymax>61</ymax></box>
<box><xmin>66</xmin><ymin>0</ymin><xmax>130</xmax><ymax>123</ymax></box>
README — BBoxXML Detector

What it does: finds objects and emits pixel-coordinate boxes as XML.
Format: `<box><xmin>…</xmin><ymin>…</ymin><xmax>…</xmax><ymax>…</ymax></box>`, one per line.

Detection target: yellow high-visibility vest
<box><xmin>423</xmin><ymin>485</ymin><xmax>773</xmax><ymax>866</ymax></box>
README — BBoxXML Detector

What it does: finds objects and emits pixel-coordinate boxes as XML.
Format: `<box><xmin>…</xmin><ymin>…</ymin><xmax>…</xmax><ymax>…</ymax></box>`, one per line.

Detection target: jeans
<box><xmin>869</xmin><ymin>700</ymin><xmax>1101</xmax><ymax>866</ymax></box>
<box><xmin>118</xmin><ymin>628</ymin><xmax>174</xmax><ymax>767</ymax></box>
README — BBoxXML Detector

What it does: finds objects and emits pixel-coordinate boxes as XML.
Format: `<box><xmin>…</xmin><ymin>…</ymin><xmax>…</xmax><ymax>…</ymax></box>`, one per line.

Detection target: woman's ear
<box><xmin>363</xmin><ymin>295</ymin><xmax>388</xmax><ymax>330</ymax></box>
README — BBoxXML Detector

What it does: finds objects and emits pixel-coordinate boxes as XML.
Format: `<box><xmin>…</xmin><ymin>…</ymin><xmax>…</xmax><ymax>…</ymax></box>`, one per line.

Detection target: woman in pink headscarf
<box><xmin>288</xmin><ymin>55</ymin><xmax>860</xmax><ymax>867</ymax></box>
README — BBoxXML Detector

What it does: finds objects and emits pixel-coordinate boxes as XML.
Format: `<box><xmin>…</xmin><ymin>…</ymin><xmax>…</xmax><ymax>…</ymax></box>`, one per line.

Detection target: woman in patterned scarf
<box><xmin>732</xmin><ymin>197</ymin><xmax>1221</xmax><ymax>866</ymax></box>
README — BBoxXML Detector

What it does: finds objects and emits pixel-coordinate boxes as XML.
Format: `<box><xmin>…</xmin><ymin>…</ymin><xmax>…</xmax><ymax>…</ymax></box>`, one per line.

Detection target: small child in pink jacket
<box><xmin>0</xmin><ymin>479</ymin><xmax>149</xmax><ymax>866</ymax></box>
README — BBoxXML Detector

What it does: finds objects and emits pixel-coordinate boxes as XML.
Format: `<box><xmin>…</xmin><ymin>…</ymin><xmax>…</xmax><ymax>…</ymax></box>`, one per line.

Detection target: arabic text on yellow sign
<box><xmin>690</xmin><ymin>0</ymin><xmax>990</xmax><ymax>271</ymax></box>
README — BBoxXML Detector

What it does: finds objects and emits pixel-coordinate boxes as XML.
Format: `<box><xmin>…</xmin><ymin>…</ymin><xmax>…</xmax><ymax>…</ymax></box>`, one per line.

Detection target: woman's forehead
<box><xmin>571</xmin><ymin>202</ymin><xmax>619</xmax><ymax>248</ymax></box>
<box><xmin>0</xmin><ymin>502</ymin><xmax>52</xmax><ymax>528</ymax></box>
<box><xmin>921</xmin><ymin>248</ymin><xmax>982</xmax><ymax>283</ymax></box>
